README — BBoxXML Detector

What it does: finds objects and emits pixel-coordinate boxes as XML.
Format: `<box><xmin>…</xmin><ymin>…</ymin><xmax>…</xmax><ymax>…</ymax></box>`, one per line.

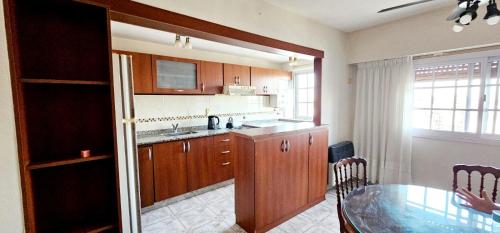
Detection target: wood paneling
<box><xmin>186</xmin><ymin>137</ymin><xmax>215</xmax><ymax>191</ymax></box>
<box><xmin>307</xmin><ymin>129</ymin><xmax>328</xmax><ymax>203</ymax></box>
<box><xmin>200</xmin><ymin>61</ymin><xmax>223</xmax><ymax>94</ymax></box>
<box><xmin>223</xmin><ymin>64</ymin><xmax>250</xmax><ymax>86</ymax></box>
<box><xmin>313</xmin><ymin>58</ymin><xmax>322</xmax><ymax>125</ymax></box>
<box><xmin>138</xmin><ymin>146</ymin><xmax>155</xmax><ymax>208</ymax></box>
<box><xmin>153</xmin><ymin>141</ymin><xmax>188</xmax><ymax>200</ymax></box>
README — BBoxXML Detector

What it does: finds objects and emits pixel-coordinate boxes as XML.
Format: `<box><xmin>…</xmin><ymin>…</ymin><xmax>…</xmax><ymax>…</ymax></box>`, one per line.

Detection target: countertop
<box><xmin>232</xmin><ymin>122</ymin><xmax>327</xmax><ymax>140</ymax></box>
<box><xmin>136</xmin><ymin>127</ymin><xmax>240</xmax><ymax>146</ymax></box>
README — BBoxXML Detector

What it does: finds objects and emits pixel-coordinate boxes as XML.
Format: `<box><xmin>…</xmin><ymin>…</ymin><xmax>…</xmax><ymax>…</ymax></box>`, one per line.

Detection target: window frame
<box><xmin>293</xmin><ymin>70</ymin><xmax>315</xmax><ymax>121</ymax></box>
<box><xmin>412</xmin><ymin>50</ymin><xmax>500</xmax><ymax>146</ymax></box>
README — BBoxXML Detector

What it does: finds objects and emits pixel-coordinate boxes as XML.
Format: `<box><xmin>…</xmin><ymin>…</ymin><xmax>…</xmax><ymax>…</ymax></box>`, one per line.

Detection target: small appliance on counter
<box><xmin>226</xmin><ymin>117</ymin><xmax>234</xmax><ymax>129</ymax></box>
<box><xmin>208</xmin><ymin>115</ymin><xmax>220</xmax><ymax>129</ymax></box>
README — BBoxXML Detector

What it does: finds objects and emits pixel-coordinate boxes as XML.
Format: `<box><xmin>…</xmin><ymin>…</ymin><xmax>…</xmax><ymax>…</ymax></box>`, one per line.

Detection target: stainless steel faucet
<box><xmin>172</xmin><ymin>123</ymin><xmax>179</xmax><ymax>133</ymax></box>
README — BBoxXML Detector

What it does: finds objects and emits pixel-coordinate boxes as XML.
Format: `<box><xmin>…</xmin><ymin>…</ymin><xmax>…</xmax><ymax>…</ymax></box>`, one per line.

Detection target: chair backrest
<box><xmin>453</xmin><ymin>164</ymin><xmax>500</xmax><ymax>202</ymax></box>
<box><xmin>333</xmin><ymin>157</ymin><xmax>368</xmax><ymax>233</ymax></box>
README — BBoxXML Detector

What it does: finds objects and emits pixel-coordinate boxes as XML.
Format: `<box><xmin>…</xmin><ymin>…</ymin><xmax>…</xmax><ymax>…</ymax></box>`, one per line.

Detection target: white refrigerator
<box><xmin>112</xmin><ymin>53</ymin><xmax>141</xmax><ymax>233</ymax></box>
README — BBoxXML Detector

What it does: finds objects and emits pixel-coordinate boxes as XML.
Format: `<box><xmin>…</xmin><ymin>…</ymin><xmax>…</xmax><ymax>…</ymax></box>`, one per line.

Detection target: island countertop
<box><xmin>232</xmin><ymin>122</ymin><xmax>327</xmax><ymax>140</ymax></box>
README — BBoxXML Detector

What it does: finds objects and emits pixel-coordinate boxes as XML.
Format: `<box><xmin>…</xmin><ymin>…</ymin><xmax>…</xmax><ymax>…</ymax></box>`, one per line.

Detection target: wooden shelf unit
<box><xmin>4</xmin><ymin>0</ymin><xmax>121</xmax><ymax>232</ymax></box>
<box><xmin>21</xmin><ymin>79</ymin><xmax>110</xmax><ymax>86</ymax></box>
<box><xmin>28</xmin><ymin>154</ymin><xmax>113</xmax><ymax>170</ymax></box>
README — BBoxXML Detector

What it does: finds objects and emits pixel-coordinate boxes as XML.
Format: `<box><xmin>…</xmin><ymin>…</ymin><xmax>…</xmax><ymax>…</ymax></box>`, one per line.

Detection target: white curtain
<box><xmin>353</xmin><ymin>57</ymin><xmax>414</xmax><ymax>184</ymax></box>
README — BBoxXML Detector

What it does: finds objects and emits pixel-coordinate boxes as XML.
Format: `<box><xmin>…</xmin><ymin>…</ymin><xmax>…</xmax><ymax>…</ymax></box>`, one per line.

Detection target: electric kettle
<box><xmin>207</xmin><ymin>115</ymin><xmax>220</xmax><ymax>130</ymax></box>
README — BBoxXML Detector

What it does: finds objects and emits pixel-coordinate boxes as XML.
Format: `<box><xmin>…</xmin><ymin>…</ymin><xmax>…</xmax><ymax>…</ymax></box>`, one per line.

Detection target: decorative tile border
<box><xmin>137</xmin><ymin>111</ymin><xmax>277</xmax><ymax>123</ymax></box>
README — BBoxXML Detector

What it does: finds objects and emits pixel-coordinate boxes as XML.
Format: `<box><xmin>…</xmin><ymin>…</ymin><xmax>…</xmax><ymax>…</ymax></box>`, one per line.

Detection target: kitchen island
<box><xmin>232</xmin><ymin>123</ymin><xmax>328</xmax><ymax>233</ymax></box>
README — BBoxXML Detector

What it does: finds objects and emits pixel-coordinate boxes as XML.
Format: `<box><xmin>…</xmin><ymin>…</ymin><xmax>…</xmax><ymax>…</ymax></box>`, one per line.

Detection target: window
<box><xmin>294</xmin><ymin>71</ymin><xmax>315</xmax><ymax>120</ymax></box>
<box><xmin>413</xmin><ymin>53</ymin><xmax>500</xmax><ymax>140</ymax></box>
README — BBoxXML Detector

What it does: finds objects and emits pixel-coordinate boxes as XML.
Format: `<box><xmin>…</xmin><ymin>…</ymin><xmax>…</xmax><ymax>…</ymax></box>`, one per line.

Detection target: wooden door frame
<box><xmin>79</xmin><ymin>0</ymin><xmax>324</xmax><ymax>125</ymax></box>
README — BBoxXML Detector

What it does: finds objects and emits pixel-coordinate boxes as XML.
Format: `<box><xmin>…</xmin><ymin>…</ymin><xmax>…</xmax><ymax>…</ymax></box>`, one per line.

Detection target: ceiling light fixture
<box><xmin>459</xmin><ymin>1</ymin><xmax>479</xmax><ymax>25</ymax></box>
<box><xmin>174</xmin><ymin>34</ymin><xmax>183</xmax><ymax>48</ymax></box>
<box><xmin>288</xmin><ymin>56</ymin><xmax>298</xmax><ymax>66</ymax></box>
<box><xmin>184</xmin><ymin>37</ymin><xmax>193</xmax><ymax>49</ymax></box>
<box><xmin>484</xmin><ymin>0</ymin><xmax>500</xmax><ymax>25</ymax></box>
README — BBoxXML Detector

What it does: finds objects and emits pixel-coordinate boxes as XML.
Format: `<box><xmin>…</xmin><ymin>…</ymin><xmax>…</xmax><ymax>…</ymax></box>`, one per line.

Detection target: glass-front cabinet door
<box><xmin>152</xmin><ymin>55</ymin><xmax>201</xmax><ymax>94</ymax></box>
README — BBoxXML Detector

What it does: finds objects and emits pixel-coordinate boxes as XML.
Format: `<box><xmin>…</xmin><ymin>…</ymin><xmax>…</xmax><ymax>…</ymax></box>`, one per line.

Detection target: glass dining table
<box><xmin>342</xmin><ymin>184</ymin><xmax>495</xmax><ymax>233</ymax></box>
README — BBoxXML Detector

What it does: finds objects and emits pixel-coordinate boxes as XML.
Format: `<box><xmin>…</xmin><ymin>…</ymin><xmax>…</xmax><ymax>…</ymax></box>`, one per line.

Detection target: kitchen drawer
<box><xmin>214</xmin><ymin>134</ymin><xmax>232</xmax><ymax>147</ymax></box>
<box><xmin>213</xmin><ymin>154</ymin><xmax>234</xmax><ymax>183</ymax></box>
<box><xmin>214</xmin><ymin>145</ymin><xmax>232</xmax><ymax>158</ymax></box>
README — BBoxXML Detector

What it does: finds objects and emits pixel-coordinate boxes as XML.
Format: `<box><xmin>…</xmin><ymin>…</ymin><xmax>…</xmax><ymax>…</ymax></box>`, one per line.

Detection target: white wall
<box><xmin>412</xmin><ymin>137</ymin><xmax>500</xmax><ymax>191</ymax></box>
<box><xmin>348</xmin><ymin>7</ymin><xmax>500</xmax><ymax>64</ymax></box>
<box><xmin>349</xmin><ymin>6</ymin><xmax>500</xmax><ymax>192</ymax></box>
<box><xmin>133</xmin><ymin>0</ymin><xmax>353</xmax><ymax>145</ymax></box>
<box><xmin>0</xmin><ymin>1</ymin><xmax>25</xmax><ymax>233</ymax></box>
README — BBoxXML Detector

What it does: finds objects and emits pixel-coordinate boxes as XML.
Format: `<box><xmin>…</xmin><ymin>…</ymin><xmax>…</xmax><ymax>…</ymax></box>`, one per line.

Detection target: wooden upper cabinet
<box><xmin>152</xmin><ymin>55</ymin><xmax>202</xmax><ymax>94</ymax></box>
<box><xmin>224</xmin><ymin>64</ymin><xmax>250</xmax><ymax>86</ymax></box>
<box><xmin>186</xmin><ymin>137</ymin><xmax>215</xmax><ymax>191</ymax></box>
<box><xmin>251</xmin><ymin>67</ymin><xmax>275</xmax><ymax>95</ymax></box>
<box><xmin>138</xmin><ymin>146</ymin><xmax>155</xmax><ymax>208</ymax></box>
<box><xmin>200</xmin><ymin>61</ymin><xmax>223</xmax><ymax>94</ymax></box>
<box><xmin>153</xmin><ymin>141</ymin><xmax>188</xmax><ymax>201</ymax></box>
<box><xmin>307</xmin><ymin>129</ymin><xmax>328</xmax><ymax>203</ymax></box>
<box><xmin>251</xmin><ymin>67</ymin><xmax>292</xmax><ymax>95</ymax></box>
<box><xmin>113</xmin><ymin>51</ymin><xmax>153</xmax><ymax>94</ymax></box>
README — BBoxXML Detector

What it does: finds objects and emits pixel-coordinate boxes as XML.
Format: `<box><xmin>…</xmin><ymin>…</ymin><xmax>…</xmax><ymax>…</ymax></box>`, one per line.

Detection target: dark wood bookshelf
<box><xmin>21</xmin><ymin>78</ymin><xmax>110</xmax><ymax>86</ymax></box>
<box><xmin>4</xmin><ymin>0</ymin><xmax>121</xmax><ymax>232</ymax></box>
<box><xmin>28</xmin><ymin>154</ymin><xmax>113</xmax><ymax>170</ymax></box>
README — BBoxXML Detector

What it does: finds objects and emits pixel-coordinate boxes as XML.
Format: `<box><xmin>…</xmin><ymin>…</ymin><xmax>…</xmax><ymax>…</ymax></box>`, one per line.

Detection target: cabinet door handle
<box><xmin>148</xmin><ymin>148</ymin><xmax>152</xmax><ymax>160</ymax></box>
<box><xmin>281</xmin><ymin>140</ymin><xmax>286</xmax><ymax>152</ymax></box>
<box><xmin>220</xmin><ymin>138</ymin><xmax>230</xmax><ymax>142</ymax></box>
<box><xmin>309</xmin><ymin>135</ymin><xmax>313</xmax><ymax>145</ymax></box>
<box><xmin>182</xmin><ymin>142</ymin><xmax>186</xmax><ymax>153</ymax></box>
<box><xmin>221</xmin><ymin>162</ymin><xmax>231</xmax><ymax>166</ymax></box>
<box><xmin>221</xmin><ymin>150</ymin><xmax>231</xmax><ymax>154</ymax></box>
<box><xmin>201</xmin><ymin>82</ymin><xmax>205</xmax><ymax>92</ymax></box>
<box><xmin>286</xmin><ymin>140</ymin><xmax>291</xmax><ymax>152</ymax></box>
<box><xmin>187</xmin><ymin>141</ymin><xmax>191</xmax><ymax>153</ymax></box>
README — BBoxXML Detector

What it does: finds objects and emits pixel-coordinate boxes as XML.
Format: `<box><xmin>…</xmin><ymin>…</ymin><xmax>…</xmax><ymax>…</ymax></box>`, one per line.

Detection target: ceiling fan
<box><xmin>378</xmin><ymin>0</ymin><xmax>500</xmax><ymax>32</ymax></box>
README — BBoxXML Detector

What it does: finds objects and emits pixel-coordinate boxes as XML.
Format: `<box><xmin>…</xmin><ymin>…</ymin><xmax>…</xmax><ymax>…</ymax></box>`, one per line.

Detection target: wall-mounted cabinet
<box><xmin>200</xmin><ymin>61</ymin><xmax>224</xmax><ymax>94</ymax></box>
<box><xmin>152</xmin><ymin>55</ymin><xmax>202</xmax><ymax>94</ymax></box>
<box><xmin>251</xmin><ymin>67</ymin><xmax>292</xmax><ymax>95</ymax></box>
<box><xmin>224</xmin><ymin>64</ymin><xmax>251</xmax><ymax>86</ymax></box>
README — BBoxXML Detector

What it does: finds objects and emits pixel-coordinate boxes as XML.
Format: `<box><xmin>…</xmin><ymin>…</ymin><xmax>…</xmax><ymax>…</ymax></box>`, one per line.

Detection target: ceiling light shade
<box><xmin>184</xmin><ymin>37</ymin><xmax>193</xmax><ymax>49</ymax></box>
<box><xmin>459</xmin><ymin>1</ymin><xmax>479</xmax><ymax>24</ymax></box>
<box><xmin>484</xmin><ymin>2</ymin><xmax>500</xmax><ymax>25</ymax></box>
<box><xmin>458</xmin><ymin>0</ymin><xmax>470</xmax><ymax>8</ymax></box>
<box><xmin>453</xmin><ymin>23</ymin><xmax>465</xmax><ymax>32</ymax></box>
<box><xmin>174</xmin><ymin>34</ymin><xmax>183</xmax><ymax>48</ymax></box>
<box><xmin>288</xmin><ymin>56</ymin><xmax>298</xmax><ymax>66</ymax></box>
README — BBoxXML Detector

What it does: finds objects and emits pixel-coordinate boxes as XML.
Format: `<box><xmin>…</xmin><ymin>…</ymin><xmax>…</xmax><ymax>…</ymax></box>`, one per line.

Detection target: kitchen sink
<box><xmin>161</xmin><ymin>131</ymin><xmax>198</xmax><ymax>137</ymax></box>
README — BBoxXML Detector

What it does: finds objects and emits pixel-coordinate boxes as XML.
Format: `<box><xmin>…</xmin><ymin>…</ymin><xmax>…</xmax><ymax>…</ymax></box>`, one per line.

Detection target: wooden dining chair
<box><xmin>333</xmin><ymin>158</ymin><xmax>368</xmax><ymax>233</ymax></box>
<box><xmin>452</xmin><ymin>164</ymin><xmax>500</xmax><ymax>202</ymax></box>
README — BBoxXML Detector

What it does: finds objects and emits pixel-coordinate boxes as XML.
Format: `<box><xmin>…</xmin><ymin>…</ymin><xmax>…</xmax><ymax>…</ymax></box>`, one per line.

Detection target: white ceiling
<box><xmin>263</xmin><ymin>0</ymin><xmax>455</xmax><ymax>32</ymax></box>
<box><xmin>111</xmin><ymin>21</ymin><xmax>314</xmax><ymax>63</ymax></box>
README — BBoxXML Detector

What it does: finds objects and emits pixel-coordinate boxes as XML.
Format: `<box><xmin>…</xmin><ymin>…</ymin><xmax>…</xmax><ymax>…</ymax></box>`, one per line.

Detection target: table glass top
<box><xmin>343</xmin><ymin>184</ymin><xmax>495</xmax><ymax>233</ymax></box>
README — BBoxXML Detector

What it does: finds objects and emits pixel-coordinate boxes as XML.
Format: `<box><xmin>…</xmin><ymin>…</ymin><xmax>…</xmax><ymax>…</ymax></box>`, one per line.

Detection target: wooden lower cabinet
<box><xmin>186</xmin><ymin>137</ymin><xmax>215</xmax><ymax>191</ymax></box>
<box><xmin>235</xmin><ymin>127</ymin><xmax>328</xmax><ymax>233</ymax></box>
<box><xmin>138</xmin><ymin>146</ymin><xmax>155</xmax><ymax>208</ymax></box>
<box><xmin>141</xmin><ymin>135</ymin><xmax>233</xmax><ymax>205</ymax></box>
<box><xmin>307</xmin><ymin>129</ymin><xmax>329</xmax><ymax>203</ymax></box>
<box><xmin>254</xmin><ymin>133</ymin><xmax>309</xmax><ymax>228</ymax></box>
<box><xmin>153</xmin><ymin>140</ymin><xmax>188</xmax><ymax>201</ymax></box>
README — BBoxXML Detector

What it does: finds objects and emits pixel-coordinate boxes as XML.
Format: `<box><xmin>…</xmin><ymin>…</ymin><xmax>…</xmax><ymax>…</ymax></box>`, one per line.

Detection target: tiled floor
<box><xmin>142</xmin><ymin>184</ymin><xmax>340</xmax><ymax>233</ymax></box>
